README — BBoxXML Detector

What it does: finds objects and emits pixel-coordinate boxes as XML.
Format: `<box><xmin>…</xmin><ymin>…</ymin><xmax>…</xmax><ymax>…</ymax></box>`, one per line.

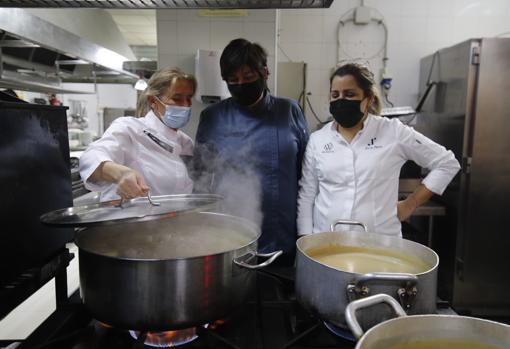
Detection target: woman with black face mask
<box><xmin>194</xmin><ymin>38</ymin><xmax>309</xmax><ymax>266</ymax></box>
<box><xmin>297</xmin><ymin>63</ymin><xmax>460</xmax><ymax>237</ymax></box>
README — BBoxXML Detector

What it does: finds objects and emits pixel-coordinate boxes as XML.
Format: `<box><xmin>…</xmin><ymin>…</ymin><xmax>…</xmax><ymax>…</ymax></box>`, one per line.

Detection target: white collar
<box><xmin>330</xmin><ymin>114</ymin><xmax>373</xmax><ymax>142</ymax></box>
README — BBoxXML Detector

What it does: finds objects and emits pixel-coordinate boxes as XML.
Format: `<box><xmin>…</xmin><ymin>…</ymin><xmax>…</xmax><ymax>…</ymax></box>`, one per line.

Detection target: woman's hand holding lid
<box><xmin>115</xmin><ymin>169</ymin><xmax>149</xmax><ymax>200</ymax></box>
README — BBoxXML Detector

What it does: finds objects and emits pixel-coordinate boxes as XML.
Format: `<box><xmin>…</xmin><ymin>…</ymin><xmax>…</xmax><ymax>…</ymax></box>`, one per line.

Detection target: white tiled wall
<box><xmin>277</xmin><ymin>0</ymin><xmax>510</xmax><ymax>128</ymax></box>
<box><xmin>156</xmin><ymin>9</ymin><xmax>277</xmax><ymax>139</ymax></box>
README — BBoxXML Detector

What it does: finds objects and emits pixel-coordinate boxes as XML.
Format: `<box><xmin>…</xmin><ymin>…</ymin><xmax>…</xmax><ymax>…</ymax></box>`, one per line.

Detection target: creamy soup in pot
<box><xmin>305</xmin><ymin>245</ymin><xmax>430</xmax><ymax>274</ymax></box>
<box><xmin>80</xmin><ymin>225</ymin><xmax>253</xmax><ymax>259</ymax></box>
<box><xmin>387</xmin><ymin>339</ymin><xmax>503</xmax><ymax>349</ymax></box>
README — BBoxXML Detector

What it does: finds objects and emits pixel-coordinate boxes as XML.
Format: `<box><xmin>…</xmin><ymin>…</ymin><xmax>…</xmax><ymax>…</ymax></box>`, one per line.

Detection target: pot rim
<box><xmin>296</xmin><ymin>230</ymin><xmax>439</xmax><ymax>276</ymax></box>
<box><xmin>75</xmin><ymin>211</ymin><xmax>261</xmax><ymax>262</ymax></box>
<box><xmin>357</xmin><ymin>314</ymin><xmax>510</xmax><ymax>345</ymax></box>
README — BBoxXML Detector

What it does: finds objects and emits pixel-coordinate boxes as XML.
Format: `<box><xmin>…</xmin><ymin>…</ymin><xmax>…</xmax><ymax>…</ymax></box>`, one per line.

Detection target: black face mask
<box><xmin>329</xmin><ymin>98</ymin><xmax>365</xmax><ymax>128</ymax></box>
<box><xmin>227</xmin><ymin>78</ymin><xmax>266</xmax><ymax>106</ymax></box>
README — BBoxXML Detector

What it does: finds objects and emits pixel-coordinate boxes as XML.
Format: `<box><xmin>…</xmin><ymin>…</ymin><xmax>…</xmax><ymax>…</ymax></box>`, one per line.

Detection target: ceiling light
<box><xmin>134</xmin><ymin>78</ymin><xmax>148</xmax><ymax>91</ymax></box>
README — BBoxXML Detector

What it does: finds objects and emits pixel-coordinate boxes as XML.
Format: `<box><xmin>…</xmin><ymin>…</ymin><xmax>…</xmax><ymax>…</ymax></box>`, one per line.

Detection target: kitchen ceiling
<box><xmin>108</xmin><ymin>9</ymin><xmax>156</xmax><ymax>46</ymax></box>
<box><xmin>0</xmin><ymin>0</ymin><xmax>333</xmax><ymax>9</ymax></box>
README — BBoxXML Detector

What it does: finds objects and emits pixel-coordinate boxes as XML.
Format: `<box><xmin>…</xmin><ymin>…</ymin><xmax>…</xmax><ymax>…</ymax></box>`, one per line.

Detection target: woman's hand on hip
<box><xmin>397</xmin><ymin>196</ymin><xmax>417</xmax><ymax>222</ymax></box>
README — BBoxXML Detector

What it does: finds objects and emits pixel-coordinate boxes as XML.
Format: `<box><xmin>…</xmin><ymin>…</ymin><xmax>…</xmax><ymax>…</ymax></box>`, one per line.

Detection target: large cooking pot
<box><xmin>75</xmin><ymin>211</ymin><xmax>281</xmax><ymax>331</ymax></box>
<box><xmin>346</xmin><ymin>294</ymin><xmax>510</xmax><ymax>349</ymax></box>
<box><xmin>295</xmin><ymin>220</ymin><xmax>438</xmax><ymax>330</ymax></box>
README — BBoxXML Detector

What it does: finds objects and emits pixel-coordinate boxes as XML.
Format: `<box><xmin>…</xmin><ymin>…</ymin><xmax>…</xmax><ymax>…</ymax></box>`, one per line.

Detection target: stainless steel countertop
<box><xmin>412</xmin><ymin>201</ymin><xmax>446</xmax><ymax>216</ymax></box>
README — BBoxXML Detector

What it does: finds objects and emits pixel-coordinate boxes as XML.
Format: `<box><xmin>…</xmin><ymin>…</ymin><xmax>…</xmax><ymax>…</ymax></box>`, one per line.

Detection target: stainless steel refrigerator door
<box><xmin>455</xmin><ymin>38</ymin><xmax>510</xmax><ymax>314</ymax></box>
<box><xmin>417</xmin><ymin>38</ymin><xmax>510</xmax><ymax>316</ymax></box>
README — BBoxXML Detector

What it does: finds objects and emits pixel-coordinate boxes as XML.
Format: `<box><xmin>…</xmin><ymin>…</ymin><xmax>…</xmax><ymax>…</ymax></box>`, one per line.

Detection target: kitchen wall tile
<box><xmin>175</xmin><ymin>9</ymin><xmax>204</xmax><ymax>22</ymax></box>
<box><xmin>322</xmin><ymin>15</ymin><xmax>341</xmax><ymax>44</ymax></box>
<box><xmin>306</xmin><ymin>68</ymin><xmax>331</xmax><ymax>97</ymax></box>
<box><xmin>244</xmin><ymin>22</ymin><xmax>276</xmax><ymax>56</ymax></box>
<box><xmin>295</xmin><ymin>15</ymin><xmax>324</xmax><ymax>43</ymax></box>
<box><xmin>278</xmin><ymin>13</ymin><xmax>306</xmax><ymax>43</ymax></box>
<box><xmin>400</xmin><ymin>17</ymin><xmax>428</xmax><ymax>43</ymax></box>
<box><xmin>365</xmin><ymin>0</ymin><xmax>402</xmax><ymax>17</ymax></box>
<box><xmin>292</xmin><ymin>42</ymin><xmax>323</xmax><ymax>69</ymax></box>
<box><xmin>304</xmin><ymin>93</ymin><xmax>331</xmax><ymax>131</ymax></box>
<box><xmin>176</xmin><ymin>21</ymin><xmax>211</xmax><ymax>55</ymax></box>
<box><xmin>454</xmin><ymin>0</ymin><xmax>484</xmax><ymax>17</ymax></box>
<box><xmin>210</xmin><ymin>21</ymin><xmax>244</xmax><ymax>51</ymax></box>
<box><xmin>157</xmin><ymin>9</ymin><xmax>177</xmax><ymax>21</ymax></box>
<box><xmin>156</xmin><ymin>20</ymin><xmax>177</xmax><ymax>53</ymax></box>
<box><xmin>245</xmin><ymin>9</ymin><xmax>276</xmax><ymax>22</ymax></box>
<box><xmin>400</xmin><ymin>0</ymin><xmax>430</xmax><ymax>17</ymax></box>
<box><xmin>478</xmin><ymin>16</ymin><xmax>509</xmax><ymax>37</ymax></box>
<box><xmin>320</xmin><ymin>42</ymin><xmax>338</xmax><ymax>70</ymax></box>
<box><xmin>428</xmin><ymin>0</ymin><xmax>455</xmax><ymax>17</ymax></box>
<box><xmin>158</xmin><ymin>54</ymin><xmax>179</xmax><ymax>70</ymax></box>
<box><xmin>427</xmin><ymin>17</ymin><xmax>454</xmax><ymax>44</ymax></box>
<box><xmin>452</xmin><ymin>16</ymin><xmax>480</xmax><ymax>42</ymax></box>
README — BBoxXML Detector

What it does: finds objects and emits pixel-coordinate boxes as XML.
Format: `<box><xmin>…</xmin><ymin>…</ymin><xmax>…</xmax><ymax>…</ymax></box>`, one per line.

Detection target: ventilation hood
<box><xmin>0</xmin><ymin>8</ymin><xmax>138</xmax><ymax>94</ymax></box>
<box><xmin>0</xmin><ymin>0</ymin><xmax>332</xmax><ymax>9</ymax></box>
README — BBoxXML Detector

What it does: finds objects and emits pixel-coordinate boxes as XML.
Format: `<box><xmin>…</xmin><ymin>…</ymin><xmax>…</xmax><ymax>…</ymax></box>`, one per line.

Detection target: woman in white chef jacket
<box><xmin>297</xmin><ymin>63</ymin><xmax>461</xmax><ymax>236</ymax></box>
<box><xmin>79</xmin><ymin>67</ymin><xmax>197</xmax><ymax>201</ymax></box>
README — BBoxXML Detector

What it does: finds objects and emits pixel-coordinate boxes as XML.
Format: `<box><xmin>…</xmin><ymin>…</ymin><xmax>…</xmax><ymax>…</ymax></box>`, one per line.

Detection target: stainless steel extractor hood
<box><xmin>0</xmin><ymin>0</ymin><xmax>333</xmax><ymax>9</ymax></box>
<box><xmin>0</xmin><ymin>8</ymin><xmax>138</xmax><ymax>94</ymax></box>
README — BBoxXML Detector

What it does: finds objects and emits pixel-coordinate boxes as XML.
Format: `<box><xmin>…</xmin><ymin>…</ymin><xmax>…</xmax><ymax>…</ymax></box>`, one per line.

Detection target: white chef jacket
<box><xmin>297</xmin><ymin>115</ymin><xmax>460</xmax><ymax>236</ymax></box>
<box><xmin>79</xmin><ymin>111</ymin><xmax>193</xmax><ymax>201</ymax></box>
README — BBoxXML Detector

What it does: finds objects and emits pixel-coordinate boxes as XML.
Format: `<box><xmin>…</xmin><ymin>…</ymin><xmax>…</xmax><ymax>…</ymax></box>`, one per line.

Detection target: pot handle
<box><xmin>330</xmin><ymin>219</ymin><xmax>368</xmax><ymax>232</ymax></box>
<box><xmin>354</xmin><ymin>272</ymin><xmax>418</xmax><ymax>286</ymax></box>
<box><xmin>347</xmin><ymin>273</ymin><xmax>419</xmax><ymax>309</ymax></box>
<box><xmin>345</xmin><ymin>294</ymin><xmax>407</xmax><ymax>340</ymax></box>
<box><xmin>233</xmin><ymin>250</ymin><xmax>283</xmax><ymax>269</ymax></box>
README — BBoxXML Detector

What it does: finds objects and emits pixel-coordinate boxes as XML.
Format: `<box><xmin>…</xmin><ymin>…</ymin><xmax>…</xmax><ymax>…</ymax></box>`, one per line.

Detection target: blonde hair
<box><xmin>330</xmin><ymin>63</ymin><xmax>382</xmax><ymax>115</ymax></box>
<box><xmin>136</xmin><ymin>67</ymin><xmax>197</xmax><ymax>117</ymax></box>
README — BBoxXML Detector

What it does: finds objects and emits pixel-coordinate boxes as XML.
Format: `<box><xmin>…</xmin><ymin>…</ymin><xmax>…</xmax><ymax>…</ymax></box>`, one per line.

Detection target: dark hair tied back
<box><xmin>330</xmin><ymin>63</ymin><xmax>382</xmax><ymax>115</ymax></box>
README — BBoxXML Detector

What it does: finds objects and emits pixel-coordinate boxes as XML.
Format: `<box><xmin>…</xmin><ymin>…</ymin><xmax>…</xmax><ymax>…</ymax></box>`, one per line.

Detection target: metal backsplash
<box><xmin>1</xmin><ymin>0</ymin><xmax>333</xmax><ymax>9</ymax></box>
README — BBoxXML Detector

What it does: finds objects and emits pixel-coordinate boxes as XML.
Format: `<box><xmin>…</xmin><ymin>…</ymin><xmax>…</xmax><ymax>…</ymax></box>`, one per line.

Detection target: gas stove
<box><xmin>7</xmin><ymin>267</ymin><xmax>356</xmax><ymax>349</ymax></box>
<box><xmin>4</xmin><ymin>264</ymin><xmax>458</xmax><ymax>349</ymax></box>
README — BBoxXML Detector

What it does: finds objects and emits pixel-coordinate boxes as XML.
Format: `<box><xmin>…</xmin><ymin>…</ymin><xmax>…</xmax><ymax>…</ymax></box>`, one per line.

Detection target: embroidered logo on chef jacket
<box><xmin>322</xmin><ymin>142</ymin><xmax>334</xmax><ymax>153</ymax></box>
<box><xmin>365</xmin><ymin>137</ymin><xmax>383</xmax><ymax>150</ymax></box>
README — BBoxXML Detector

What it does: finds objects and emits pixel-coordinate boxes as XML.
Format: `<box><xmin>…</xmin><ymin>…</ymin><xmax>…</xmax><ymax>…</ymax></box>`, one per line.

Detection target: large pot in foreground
<box><xmin>75</xmin><ymin>212</ymin><xmax>280</xmax><ymax>331</ymax></box>
<box><xmin>346</xmin><ymin>294</ymin><xmax>510</xmax><ymax>349</ymax></box>
<box><xmin>295</xmin><ymin>220</ymin><xmax>438</xmax><ymax>329</ymax></box>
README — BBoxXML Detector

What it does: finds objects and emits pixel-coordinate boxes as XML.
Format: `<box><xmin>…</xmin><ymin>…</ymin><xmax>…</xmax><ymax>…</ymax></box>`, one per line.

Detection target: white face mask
<box><xmin>155</xmin><ymin>96</ymin><xmax>191</xmax><ymax>129</ymax></box>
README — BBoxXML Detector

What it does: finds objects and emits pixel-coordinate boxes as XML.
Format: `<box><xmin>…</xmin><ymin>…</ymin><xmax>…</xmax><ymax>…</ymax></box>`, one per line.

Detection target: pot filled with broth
<box><xmin>42</xmin><ymin>195</ymin><xmax>281</xmax><ymax>331</ymax></box>
<box><xmin>295</xmin><ymin>220</ymin><xmax>438</xmax><ymax>329</ymax></box>
<box><xmin>346</xmin><ymin>294</ymin><xmax>509</xmax><ymax>349</ymax></box>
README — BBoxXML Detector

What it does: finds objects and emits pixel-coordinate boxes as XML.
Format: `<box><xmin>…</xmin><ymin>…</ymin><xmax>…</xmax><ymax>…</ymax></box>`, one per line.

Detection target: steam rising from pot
<box><xmin>191</xmin><ymin>143</ymin><xmax>263</xmax><ymax>228</ymax></box>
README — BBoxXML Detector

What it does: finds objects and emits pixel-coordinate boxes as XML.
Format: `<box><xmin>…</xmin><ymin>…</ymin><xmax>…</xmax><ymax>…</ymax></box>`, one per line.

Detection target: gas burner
<box><xmin>323</xmin><ymin>321</ymin><xmax>356</xmax><ymax>342</ymax></box>
<box><xmin>128</xmin><ymin>325</ymin><xmax>208</xmax><ymax>348</ymax></box>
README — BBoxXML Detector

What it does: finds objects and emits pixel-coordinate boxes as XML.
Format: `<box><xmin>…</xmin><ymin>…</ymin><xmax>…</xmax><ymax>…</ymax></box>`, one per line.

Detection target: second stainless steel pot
<box><xmin>75</xmin><ymin>211</ymin><xmax>280</xmax><ymax>331</ymax></box>
<box><xmin>295</xmin><ymin>220</ymin><xmax>438</xmax><ymax>330</ymax></box>
<box><xmin>346</xmin><ymin>294</ymin><xmax>510</xmax><ymax>349</ymax></box>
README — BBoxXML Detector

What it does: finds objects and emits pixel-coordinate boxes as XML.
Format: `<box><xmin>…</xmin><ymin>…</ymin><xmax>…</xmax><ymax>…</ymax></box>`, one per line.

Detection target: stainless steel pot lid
<box><xmin>40</xmin><ymin>193</ymin><xmax>222</xmax><ymax>227</ymax></box>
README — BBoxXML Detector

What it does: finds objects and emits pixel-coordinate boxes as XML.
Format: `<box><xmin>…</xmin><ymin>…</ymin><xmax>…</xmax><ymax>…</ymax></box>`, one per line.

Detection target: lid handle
<box><xmin>116</xmin><ymin>190</ymin><xmax>160</xmax><ymax>209</ymax></box>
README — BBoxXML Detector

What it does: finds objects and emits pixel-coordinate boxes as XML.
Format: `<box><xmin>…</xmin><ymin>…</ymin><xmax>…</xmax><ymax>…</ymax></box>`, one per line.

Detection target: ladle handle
<box><xmin>345</xmin><ymin>294</ymin><xmax>407</xmax><ymax>340</ymax></box>
<box><xmin>233</xmin><ymin>250</ymin><xmax>283</xmax><ymax>269</ymax></box>
<box><xmin>330</xmin><ymin>219</ymin><xmax>368</xmax><ymax>232</ymax></box>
